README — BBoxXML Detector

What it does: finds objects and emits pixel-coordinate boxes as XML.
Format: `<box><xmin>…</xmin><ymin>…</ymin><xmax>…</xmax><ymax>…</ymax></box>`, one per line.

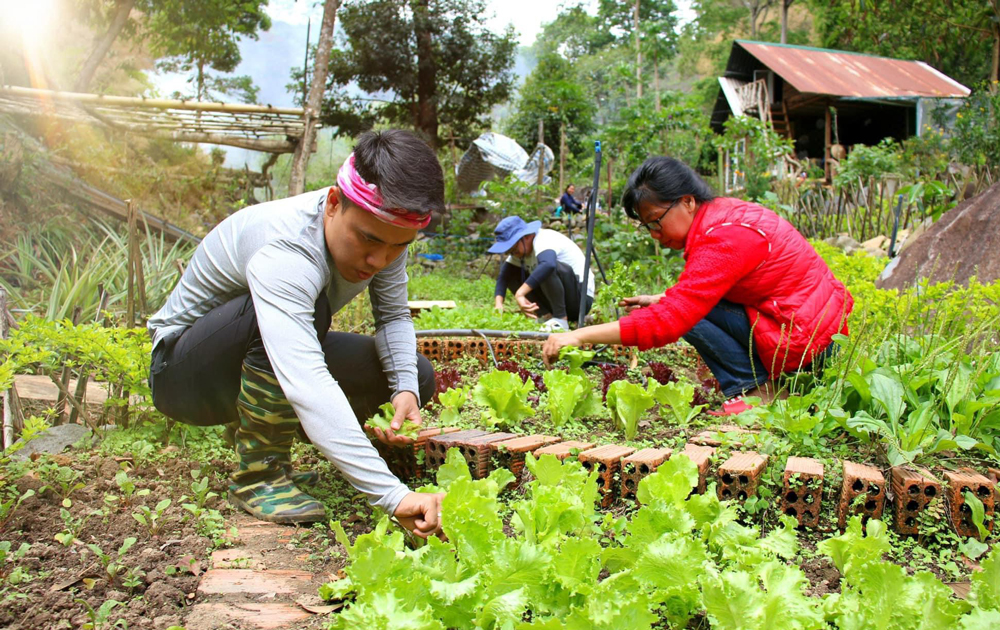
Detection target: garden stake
<box><xmin>579</xmin><ymin>140</ymin><xmax>601</xmax><ymax>328</ymax></box>
<box><xmin>888</xmin><ymin>193</ymin><xmax>904</xmax><ymax>258</ymax></box>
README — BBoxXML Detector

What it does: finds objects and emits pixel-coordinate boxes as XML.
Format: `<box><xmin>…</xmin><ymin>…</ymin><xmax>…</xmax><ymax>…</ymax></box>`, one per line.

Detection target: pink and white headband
<box><xmin>336</xmin><ymin>153</ymin><xmax>431</xmax><ymax>229</ymax></box>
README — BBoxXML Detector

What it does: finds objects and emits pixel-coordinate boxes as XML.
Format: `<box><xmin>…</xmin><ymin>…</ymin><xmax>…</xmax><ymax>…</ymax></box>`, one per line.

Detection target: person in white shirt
<box><xmin>490</xmin><ymin>216</ymin><xmax>595</xmax><ymax>331</ymax></box>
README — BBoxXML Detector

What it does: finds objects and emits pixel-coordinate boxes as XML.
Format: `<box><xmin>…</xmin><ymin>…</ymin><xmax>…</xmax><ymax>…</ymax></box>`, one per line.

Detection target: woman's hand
<box><xmin>494</xmin><ymin>295</ymin><xmax>505</xmax><ymax>314</ymax></box>
<box><xmin>542</xmin><ymin>331</ymin><xmax>581</xmax><ymax>367</ymax></box>
<box><xmin>515</xmin><ymin>293</ymin><xmax>539</xmax><ymax>318</ymax></box>
<box><xmin>619</xmin><ymin>294</ymin><xmax>661</xmax><ymax>313</ymax></box>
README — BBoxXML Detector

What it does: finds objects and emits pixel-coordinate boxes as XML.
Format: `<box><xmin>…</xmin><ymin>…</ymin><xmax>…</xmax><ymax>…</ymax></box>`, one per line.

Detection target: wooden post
<box><xmin>718</xmin><ymin>146</ymin><xmax>725</xmax><ymax>192</ymax></box>
<box><xmin>449</xmin><ymin>128</ymin><xmax>458</xmax><ymax>203</ymax></box>
<box><xmin>1</xmin><ymin>287</ymin><xmax>11</xmax><ymax>449</ymax></box>
<box><xmin>126</xmin><ymin>199</ymin><xmax>136</xmax><ymax>327</ymax></box>
<box><xmin>824</xmin><ymin>102</ymin><xmax>832</xmax><ymax>183</ymax></box>
<box><xmin>535</xmin><ymin>119</ymin><xmax>545</xmax><ymax>201</ymax></box>
<box><xmin>68</xmin><ymin>288</ymin><xmax>109</xmax><ymax>426</ymax></box>
<box><xmin>558</xmin><ymin>122</ymin><xmax>566</xmax><ymax>197</ymax></box>
<box><xmin>55</xmin><ymin>307</ymin><xmax>82</xmax><ymax>425</ymax></box>
<box><xmin>132</xmin><ymin>214</ymin><xmax>148</xmax><ymax>320</ymax></box>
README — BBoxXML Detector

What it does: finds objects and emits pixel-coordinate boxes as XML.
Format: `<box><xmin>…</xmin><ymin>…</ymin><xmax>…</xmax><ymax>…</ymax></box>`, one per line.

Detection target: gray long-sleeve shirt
<box><xmin>147</xmin><ymin>189</ymin><xmax>417</xmax><ymax>514</ymax></box>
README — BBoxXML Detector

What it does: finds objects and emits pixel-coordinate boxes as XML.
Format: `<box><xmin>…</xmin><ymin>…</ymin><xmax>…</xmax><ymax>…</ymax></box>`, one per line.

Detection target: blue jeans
<box><xmin>683</xmin><ymin>300</ymin><xmax>833</xmax><ymax>398</ymax></box>
<box><xmin>683</xmin><ymin>300</ymin><xmax>770</xmax><ymax>399</ymax></box>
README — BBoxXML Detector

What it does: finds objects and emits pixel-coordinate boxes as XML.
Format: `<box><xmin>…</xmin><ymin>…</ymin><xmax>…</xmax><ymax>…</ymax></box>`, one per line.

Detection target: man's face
<box><xmin>507</xmin><ymin>234</ymin><xmax>531</xmax><ymax>259</ymax></box>
<box><xmin>323</xmin><ymin>188</ymin><xmax>418</xmax><ymax>283</ymax></box>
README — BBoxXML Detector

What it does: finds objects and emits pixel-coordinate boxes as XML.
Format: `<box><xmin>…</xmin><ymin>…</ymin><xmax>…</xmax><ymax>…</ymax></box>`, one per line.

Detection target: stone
<box><xmin>879</xmin><ymin>181</ymin><xmax>1000</xmax><ymax>289</ymax></box>
<box><xmin>184</xmin><ymin>603</ymin><xmax>311</xmax><ymax>630</ymax></box>
<box><xmin>10</xmin><ymin>423</ymin><xmax>91</xmax><ymax>460</ymax></box>
<box><xmin>196</xmin><ymin>569</ymin><xmax>313</xmax><ymax>595</ymax></box>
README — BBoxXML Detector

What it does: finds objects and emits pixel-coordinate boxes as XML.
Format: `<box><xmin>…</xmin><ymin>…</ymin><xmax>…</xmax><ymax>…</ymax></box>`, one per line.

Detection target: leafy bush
<box><xmin>605</xmin><ymin>379</ymin><xmax>656</xmax><ymax>439</ymax></box>
<box><xmin>834</xmin><ymin>138</ymin><xmax>901</xmax><ymax>187</ymax></box>
<box><xmin>718</xmin><ymin>116</ymin><xmax>795</xmax><ymax>200</ymax></box>
<box><xmin>949</xmin><ymin>82</ymin><xmax>1000</xmax><ymax>171</ymax></box>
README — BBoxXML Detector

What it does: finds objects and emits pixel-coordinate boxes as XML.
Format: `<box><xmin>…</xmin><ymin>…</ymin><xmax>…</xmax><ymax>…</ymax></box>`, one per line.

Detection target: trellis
<box><xmin>0</xmin><ymin>85</ymin><xmax>313</xmax><ymax>153</ymax></box>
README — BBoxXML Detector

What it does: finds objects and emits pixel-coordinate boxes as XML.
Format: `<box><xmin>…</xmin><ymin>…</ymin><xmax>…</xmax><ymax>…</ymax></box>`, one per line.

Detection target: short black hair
<box><xmin>621</xmin><ymin>156</ymin><xmax>716</xmax><ymax>220</ymax></box>
<box><xmin>565</xmin><ymin>184</ymin><xmax>574</xmax><ymax>192</ymax></box>
<box><xmin>351</xmin><ymin>129</ymin><xmax>445</xmax><ymax>216</ymax></box>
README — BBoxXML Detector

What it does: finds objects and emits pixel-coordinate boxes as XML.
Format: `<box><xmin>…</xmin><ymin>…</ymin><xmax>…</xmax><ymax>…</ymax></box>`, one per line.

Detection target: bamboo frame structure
<box><xmin>0</xmin><ymin>85</ymin><xmax>314</xmax><ymax>153</ymax></box>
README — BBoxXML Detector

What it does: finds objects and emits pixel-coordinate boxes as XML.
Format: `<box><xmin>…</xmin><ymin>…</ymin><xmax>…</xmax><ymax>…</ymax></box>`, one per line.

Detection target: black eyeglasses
<box><xmin>638</xmin><ymin>200</ymin><xmax>679</xmax><ymax>232</ymax></box>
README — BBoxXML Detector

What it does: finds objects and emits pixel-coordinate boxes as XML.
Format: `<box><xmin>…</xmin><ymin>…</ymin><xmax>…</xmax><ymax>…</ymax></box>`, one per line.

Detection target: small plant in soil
<box><xmin>85</xmin><ymin>537</ymin><xmax>137</xmax><ymax>585</ymax></box>
<box><xmin>606</xmin><ymin>380</ymin><xmax>656</xmax><ymax>439</ymax></box>
<box><xmin>438</xmin><ymin>386</ymin><xmax>469</xmax><ymax>425</ymax></box>
<box><xmin>0</xmin><ymin>541</ymin><xmax>31</xmax><ymax>586</ymax></box>
<box><xmin>109</xmin><ymin>470</ymin><xmax>149</xmax><ymax>508</ymax></box>
<box><xmin>648</xmin><ymin>380</ymin><xmax>706</xmax><ymax>424</ymax></box>
<box><xmin>75</xmin><ymin>598</ymin><xmax>128</xmax><ymax>630</ymax></box>
<box><xmin>0</xmin><ymin>489</ymin><xmax>35</xmax><ymax>533</ymax></box>
<box><xmin>188</xmin><ymin>472</ymin><xmax>218</xmax><ymax>509</ymax></box>
<box><xmin>54</xmin><ymin>499</ymin><xmax>95</xmax><ymax>547</ymax></box>
<box><xmin>472</xmin><ymin>369</ymin><xmax>535</xmax><ymax>428</ymax></box>
<box><xmin>133</xmin><ymin>498</ymin><xmax>172</xmax><ymax>538</ymax></box>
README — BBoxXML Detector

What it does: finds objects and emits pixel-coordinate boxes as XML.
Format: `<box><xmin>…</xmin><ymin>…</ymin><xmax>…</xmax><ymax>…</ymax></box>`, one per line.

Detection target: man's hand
<box><xmin>515</xmin><ymin>293</ymin><xmax>539</xmax><ymax>318</ymax></box>
<box><xmin>372</xmin><ymin>392</ymin><xmax>422</xmax><ymax>447</ymax></box>
<box><xmin>494</xmin><ymin>295</ymin><xmax>505</xmax><ymax>314</ymax></box>
<box><xmin>394</xmin><ymin>491</ymin><xmax>444</xmax><ymax>538</ymax></box>
<box><xmin>542</xmin><ymin>330</ymin><xmax>581</xmax><ymax>367</ymax></box>
<box><xmin>620</xmin><ymin>294</ymin><xmax>661</xmax><ymax>313</ymax></box>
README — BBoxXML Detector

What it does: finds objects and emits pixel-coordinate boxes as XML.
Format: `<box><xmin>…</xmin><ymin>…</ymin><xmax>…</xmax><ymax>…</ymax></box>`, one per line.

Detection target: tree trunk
<box><xmin>414</xmin><ymin>0</ymin><xmax>439</xmax><ymax>149</ymax></box>
<box><xmin>993</xmin><ymin>22</ymin><xmax>999</xmax><ymax>83</ymax></box>
<box><xmin>289</xmin><ymin>0</ymin><xmax>340</xmax><ymax>196</ymax></box>
<box><xmin>634</xmin><ymin>0</ymin><xmax>642</xmax><ymax>100</ymax></box>
<box><xmin>74</xmin><ymin>0</ymin><xmax>135</xmax><ymax>93</ymax></box>
<box><xmin>653</xmin><ymin>48</ymin><xmax>660</xmax><ymax>112</ymax></box>
<box><xmin>781</xmin><ymin>0</ymin><xmax>792</xmax><ymax>44</ymax></box>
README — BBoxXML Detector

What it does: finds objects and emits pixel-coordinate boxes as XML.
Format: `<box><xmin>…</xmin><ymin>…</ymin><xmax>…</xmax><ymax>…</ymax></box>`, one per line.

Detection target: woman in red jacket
<box><xmin>543</xmin><ymin>156</ymin><xmax>853</xmax><ymax>416</ymax></box>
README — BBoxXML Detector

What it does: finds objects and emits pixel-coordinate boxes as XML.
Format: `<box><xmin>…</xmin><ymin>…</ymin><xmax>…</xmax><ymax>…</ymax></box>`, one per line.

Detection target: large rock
<box><xmin>10</xmin><ymin>424</ymin><xmax>91</xmax><ymax>460</ymax></box>
<box><xmin>878</xmin><ymin>181</ymin><xmax>1000</xmax><ymax>290</ymax></box>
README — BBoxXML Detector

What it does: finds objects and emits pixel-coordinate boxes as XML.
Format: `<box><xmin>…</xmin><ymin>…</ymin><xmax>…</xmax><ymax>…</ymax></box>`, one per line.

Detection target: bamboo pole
<box><xmin>126</xmin><ymin>200</ymin><xmax>136</xmax><ymax>327</ymax></box>
<box><xmin>558</xmin><ymin>122</ymin><xmax>566</xmax><ymax>197</ymax></box>
<box><xmin>0</xmin><ymin>85</ymin><xmax>305</xmax><ymax>115</ymax></box>
<box><xmin>1</xmin><ymin>287</ymin><xmax>11</xmax><ymax>449</ymax></box>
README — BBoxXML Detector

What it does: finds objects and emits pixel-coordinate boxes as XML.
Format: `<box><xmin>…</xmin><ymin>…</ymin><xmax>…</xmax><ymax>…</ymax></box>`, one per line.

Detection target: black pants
<box><xmin>149</xmin><ymin>293</ymin><xmax>436</xmax><ymax>427</ymax></box>
<box><xmin>499</xmin><ymin>261</ymin><xmax>594</xmax><ymax>321</ymax></box>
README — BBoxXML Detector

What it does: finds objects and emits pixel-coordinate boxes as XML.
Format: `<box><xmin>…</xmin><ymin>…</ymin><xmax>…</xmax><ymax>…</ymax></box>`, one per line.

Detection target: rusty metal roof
<box><xmin>736</xmin><ymin>40</ymin><xmax>970</xmax><ymax>99</ymax></box>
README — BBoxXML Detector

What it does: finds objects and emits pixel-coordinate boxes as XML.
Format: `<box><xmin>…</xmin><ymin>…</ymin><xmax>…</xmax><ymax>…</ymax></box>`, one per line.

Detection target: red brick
<box><xmin>418</xmin><ymin>338</ymin><xmax>443</xmax><ymax>362</ymax></box>
<box><xmin>621</xmin><ymin>448</ymin><xmax>672</xmax><ymax>500</ymax></box>
<box><xmin>780</xmin><ymin>457</ymin><xmax>824</xmax><ymax>528</ymax></box>
<box><xmin>890</xmin><ymin>467</ymin><xmax>942</xmax><ymax>536</ymax></box>
<box><xmin>491</xmin><ymin>435</ymin><xmax>561</xmax><ymax>483</ymax></box>
<box><xmin>943</xmin><ymin>468</ymin><xmax>995</xmax><ymax>540</ymax></box>
<box><xmin>196</xmin><ymin>569</ymin><xmax>313</xmax><ymax>595</ymax></box>
<box><xmin>717</xmin><ymin>452</ymin><xmax>769</xmax><ymax>503</ymax></box>
<box><xmin>425</xmin><ymin>429</ymin><xmax>489</xmax><ymax>471</ymax></box>
<box><xmin>838</xmin><ymin>461</ymin><xmax>885</xmax><ymax>529</ymax></box>
<box><xmin>186</xmin><ymin>603</ymin><xmax>312</xmax><ymax>629</ymax></box>
<box><xmin>682</xmin><ymin>443</ymin><xmax>716</xmax><ymax>494</ymax></box>
<box><xmin>579</xmin><ymin>445</ymin><xmax>636</xmax><ymax>508</ymax></box>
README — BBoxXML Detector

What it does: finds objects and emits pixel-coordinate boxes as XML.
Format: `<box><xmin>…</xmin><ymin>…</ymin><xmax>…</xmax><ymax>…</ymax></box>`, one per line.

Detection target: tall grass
<box><xmin>0</xmin><ymin>219</ymin><xmax>194</xmax><ymax>322</ymax></box>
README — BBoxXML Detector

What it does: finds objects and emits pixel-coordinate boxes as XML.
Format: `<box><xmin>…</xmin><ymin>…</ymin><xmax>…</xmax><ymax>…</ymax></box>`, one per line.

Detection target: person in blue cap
<box><xmin>490</xmin><ymin>216</ymin><xmax>595</xmax><ymax>331</ymax></box>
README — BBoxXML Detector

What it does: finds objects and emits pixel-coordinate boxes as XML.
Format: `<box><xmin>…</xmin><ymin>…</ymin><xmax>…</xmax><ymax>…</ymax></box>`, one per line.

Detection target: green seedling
<box><xmin>54</xmin><ymin>500</ymin><xmax>95</xmax><ymax>547</ymax></box>
<box><xmin>438</xmin><ymin>386</ymin><xmax>469</xmax><ymax>425</ymax></box>
<box><xmin>75</xmin><ymin>598</ymin><xmax>128</xmax><ymax>630</ymax></box>
<box><xmin>189</xmin><ymin>473</ymin><xmax>219</xmax><ymax>509</ymax></box>
<box><xmin>133</xmin><ymin>499</ymin><xmax>172</xmax><ymax>538</ymax></box>
<box><xmin>0</xmin><ymin>489</ymin><xmax>35</xmax><ymax>533</ymax></box>
<box><xmin>107</xmin><ymin>470</ymin><xmax>150</xmax><ymax>508</ymax></box>
<box><xmin>85</xmin><ymin>537</ymin><xmax>137</xmax><ymax>585</ymax></box>
<box><xmin>0</xmin><ymin>541</ymin><xmax>31</xmax><ymax>585</ymax></box>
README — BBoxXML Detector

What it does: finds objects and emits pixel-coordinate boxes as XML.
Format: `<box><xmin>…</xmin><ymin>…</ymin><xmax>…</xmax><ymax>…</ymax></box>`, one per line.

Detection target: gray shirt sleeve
<box><xmin>368</xmin><ymin>251</ymin><xmax>421</xmax><ymax>402</ymax></box>
<box><xmin>245</xmin><ymin>241</ymin><xmax>410</xmax><ymax>515</ymax></box>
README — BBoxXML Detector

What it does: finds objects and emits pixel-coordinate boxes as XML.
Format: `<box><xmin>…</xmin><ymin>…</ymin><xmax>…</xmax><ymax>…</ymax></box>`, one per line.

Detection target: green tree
<box><xmin>531</xmin><ymin>4</ymin><xmax>616</xmax><ymax>64</ymax></box>
<box><xmin>597</xmin><ymin>0</ymin><xmax>679</xmax><ymax>101</ymax></box>
<box><xmin>146</xmin><ymin>0</ymin><xmax>271</xmax><ymax>103</ymax></box>
<box><xmin>811</xmin><ymin>0</ymin><xmax>999</xmax><ymax>85</ymax></box>
<box><xmin>503</xmin><ymin>52</ymin><xmax>597</xmax><ymax>157</ymax></box>
<box><xmin>319</xmin><ymin>0</ymin><xmax>517</xmax><ymax>148</ymax></box>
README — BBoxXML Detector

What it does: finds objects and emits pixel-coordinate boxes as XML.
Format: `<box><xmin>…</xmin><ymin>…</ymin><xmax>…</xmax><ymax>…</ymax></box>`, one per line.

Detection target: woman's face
<box><xmin>637</xmin><ymin>196</ymin><xmax>698</xmax><ymax>250</ymax></box>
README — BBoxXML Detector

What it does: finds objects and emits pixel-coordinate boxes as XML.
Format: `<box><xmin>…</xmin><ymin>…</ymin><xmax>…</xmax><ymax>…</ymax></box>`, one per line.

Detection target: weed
<box><xmin>84</xmin><ymin>537</ymin><xmax>137</xmax><ymax>585</ymax></box>
<box><xmin>132</xmin><ymin>499</ymin><xmax>172</xmax><ymax>538</ymax></box>
<box><xmin>75</xmin><ymin>598</ymin><xmax>128</xmax><ymax>630</ymax></box>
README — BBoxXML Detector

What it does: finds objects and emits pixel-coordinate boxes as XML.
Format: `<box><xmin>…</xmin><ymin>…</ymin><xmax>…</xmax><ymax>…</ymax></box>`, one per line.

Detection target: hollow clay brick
<box><xmin>717</xmin><ymin>452</ymin><xmax>769</xmax><ymax>503</ymax></box>
<box><xmin>371</xmin><ymin>426</ymin><xmax>461</xmax><ymax>480</ymax></box>
<box><xmin>578</xmin><ymin>445</ymin><xmax>636</xmax><ymax>508</ymax></box>
<box><xmin>418</xmin><ymin>338</ymin><xmax>442</xmax><ymax>362</ymax></box>
<box><xmin>838</xmin><ymin>461</ymin><xmax>886</xmax><ymax>529</ymax></box>
<box><xmin>890</xmin><ymin>467</ymin><xmax>942</xmax><ymax>536</ymax></box>
<box><xmin>520</xmin><ymin>440</ymin><xmax>596</xmax><ymax>485</ymax></box>
<box><xmin>491</xmin><ymin>435</ymin><xmax>562</xmax><ymax>484</ymax></box>
<box><xmin>682</xmin><ymin>443</ymin><xmax>716</xmax><ymax>494</ymax></box>
<box><xmin>780</xmin><ymin>457</ymin><xmax>824</xmax><ymax>528</ymax></box>
<box><xmin>621</xmin><ymin>448</ymin><xmax>672</xmax><ymax>500</ymax></box>
<box><xmin>691</xmin><ymin>424</ymin><xmax>755</xmax><ymax>448</ymax></box>
<box><xmin>425</xmin><ymin>429</ymin><xmax>489</xmax><ymax>471</ymax></box>
<box><xmin>943</xmin><ymin>468</ymin><xmax>995</xmax><ymax>540</ymax></box>
<box><xmin>454</xmin><ymin>432</ymin><xmax>517</xmax><ymax>479</ymax></box>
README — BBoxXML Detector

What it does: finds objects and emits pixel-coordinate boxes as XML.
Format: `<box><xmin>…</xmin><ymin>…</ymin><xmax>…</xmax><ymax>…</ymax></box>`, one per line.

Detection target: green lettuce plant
<box><xmin>472</xmin><ymin>370</ymin><xmax>535</xmax><ymax>428</ymax></box>
<box><xmin>541</xmin><ymin>370</ymin><xmax>604</xmax><ymax>427</ymax></box>
<box><xmin>438</xmin><ymin>386</ymin><xmax>469</xmax><ymax>425</ymax></box>
<box><xmin>648</xmin><ymin>380</ymin><xmax>705</xmax><ymax>425</ymax></box>
<box><xmin>606</xmin><ymin>379</ymin><xmax>656</xmax><ymax>440</ymax></box>
<box><xmin>366</xmin><ymin>403</ymin><xmax>420</xmax><ymax>441</ymax></box>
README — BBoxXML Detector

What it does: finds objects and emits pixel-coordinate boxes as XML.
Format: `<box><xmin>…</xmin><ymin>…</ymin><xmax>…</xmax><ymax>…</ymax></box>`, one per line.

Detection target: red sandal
<box><xmin>706</xmin><ymin>397</ymin><xmax>755</xmax><ymax>417</ymax></box>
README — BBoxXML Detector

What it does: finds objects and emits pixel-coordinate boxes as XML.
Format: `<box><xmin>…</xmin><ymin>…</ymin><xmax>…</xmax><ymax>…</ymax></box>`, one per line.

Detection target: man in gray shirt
<box><xmin>148</xmin><ymin>130</ymin><xmax>444</xmax><ymax>537</ymax></box>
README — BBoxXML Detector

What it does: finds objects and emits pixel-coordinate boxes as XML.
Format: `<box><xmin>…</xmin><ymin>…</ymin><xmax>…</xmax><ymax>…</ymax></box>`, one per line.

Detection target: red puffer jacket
<box><xmin>619</xmin><ymin>197</ymin><xmax>853</xmax><ymax>376</ymax></box>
